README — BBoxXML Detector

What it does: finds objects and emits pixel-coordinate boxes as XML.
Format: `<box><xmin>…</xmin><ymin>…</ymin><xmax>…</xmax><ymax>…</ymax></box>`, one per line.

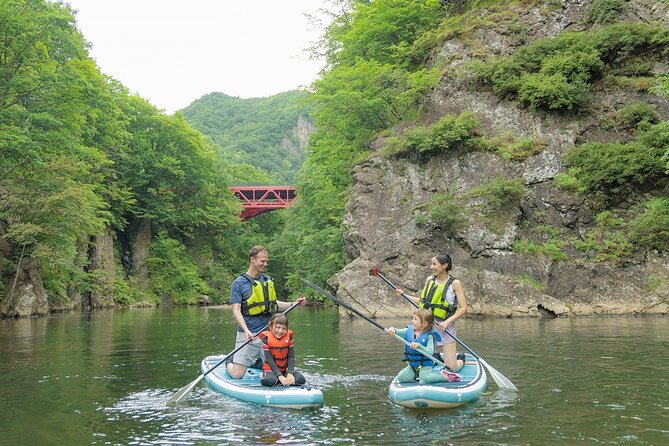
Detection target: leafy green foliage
<box><xmin>382</xmin><ymin>112</ymin><xmax>481</xmax><ymax>157</ymax></box>
<box><xmin>648</xmin><ymin>75</ymin><xmax>669</xmax><ymax>171</ymax></box>
<box><xmin>468</xmin><ymin>177</ymin><xmax>527</xmax><ymax>209</ymax></box>
<box><xmin>487</xmin><ymin>132</ymin><xmax>546</xmax><ymax>160</ymax></box>
<box><xmin>274</xmin><ymin>0</ymin><xmax>446</xmax><ymax>292</ymax></box>
<box><xmin>427</xmin><ymin>191</ymin><xmax>466</xmax><ymax>235</ymax></box>
<box><xmin>0</xmin><ymin>0</ymin><xmax>110</xmax><ymax>296</ymax></box>
<box><xmin>564</xmin><ymin>122</ymin><xmax>668</xmax><ymax>201</ymax></box>
<box><xmin>513</xmin><ymin>239</ymin><xmax>569</xmax><ymax>261</ymax></box>
<box><xmin>146</xmin><ymin>233</ymin><xmax>212</xmax><ymax>304</ymax></box>
<box><xmin>120</xmin><ymin>98</ymin><xmax>239</xmax><ymax>238</ymax></box>
<box><xmin>518</xmin><ymin>74</ymin><xmax>590</xmax><ymax>110</ymax></box>
<box><xmin>554</xmin><ymin>172</ymin><xmax>587</xmax><ymax>193</ymax></box>
<box><xmin>182</xmin><ymin>91</ymin><xmax>311</xmax><ymax>183</ymax></box>
<box><xmin>471</xmin><ymin>23</ymin><xmax>669</xmax><ymax>111</ymax></box>
<box><xmin>651</xmin><ymin>74</ymin><xmax>669</xmax><ymax>97</ymax></box>
<box><xmin>586</xmin><ymin>0</ymin><xmax>626</xmax><ymax>25</ymax></box>
<box><xmin>629</xmin><ymin>198</ymin><xmax>669</xmax><ymax>251</ymax></box>
<box><xmin>330</xmin><ymin>0</ymin><xmax>447</xmax><ymax>69</ymax></box>
<box><xmin>618</xmin><ymin>103</ymin><xmax>661</xmax><ymax>130</ymax></box>
<box><xmin>572</xmin><ymin>211</ymin><xmax>633</xmax><ymax>262</ymax></box>
<box><xmin>0</xmin><ymin>0</ymin><xmax>247</xmax><ymax>306</ymax></box>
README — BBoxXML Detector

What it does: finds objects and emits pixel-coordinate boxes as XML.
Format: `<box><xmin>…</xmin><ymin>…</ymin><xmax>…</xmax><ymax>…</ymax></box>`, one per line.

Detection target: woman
<box><xmin>394</xmin><ymin>254</ymin><xmax>467</xmax><ymax>372</ymax></box>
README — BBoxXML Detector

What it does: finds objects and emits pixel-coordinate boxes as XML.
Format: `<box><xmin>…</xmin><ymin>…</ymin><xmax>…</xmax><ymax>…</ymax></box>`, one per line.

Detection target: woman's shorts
<box><xmin>434</xmin><ymin>322</ymin><xmax>456</xmax><ymax>346</ymax></box>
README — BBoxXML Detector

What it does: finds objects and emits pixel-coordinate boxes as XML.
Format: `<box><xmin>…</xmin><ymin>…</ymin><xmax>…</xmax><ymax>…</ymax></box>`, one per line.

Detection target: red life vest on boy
<box><xmin>259</xmin><ymin>329</ymin><xmax>294</xmax><ymax>374</ymax></box>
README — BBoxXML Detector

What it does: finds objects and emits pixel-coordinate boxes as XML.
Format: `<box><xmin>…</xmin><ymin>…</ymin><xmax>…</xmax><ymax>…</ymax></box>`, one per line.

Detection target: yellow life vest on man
<box><xmin>240</xmin><ymin>273</ymin><xmax>278</xmax><ymax>316</ymax></box>
<box><xmin>419</xmin><ymin>276</ymin><xmax>456</xmax><ymax>320</ymax></box>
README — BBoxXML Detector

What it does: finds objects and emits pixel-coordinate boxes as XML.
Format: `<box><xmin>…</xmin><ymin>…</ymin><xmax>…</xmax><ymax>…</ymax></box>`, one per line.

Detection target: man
<box><xmin>226</xmin><ymin>245</ymin><xmax>304</xmax><ymax>379</ymax></box>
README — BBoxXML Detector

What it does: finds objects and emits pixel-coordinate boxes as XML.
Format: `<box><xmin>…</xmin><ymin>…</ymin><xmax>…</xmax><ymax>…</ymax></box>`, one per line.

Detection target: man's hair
<box><xmin>249</xmin><ymin>245</ymin><xmax>268</xmax><ymax>260</ymax></box>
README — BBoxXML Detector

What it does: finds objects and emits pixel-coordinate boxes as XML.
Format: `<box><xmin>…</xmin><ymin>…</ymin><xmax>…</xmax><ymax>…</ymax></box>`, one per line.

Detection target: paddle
<box><xmin>371</xmin><ymin>267</ymin><xmax>419</xmax><ymax>309</ymax></box>
<box><xmin>370</xmin><ymin>267</ymin><xmax>518</xmax><ymax>391</ymax></box>
<box><xmin>300</xmin><ymin>278</ymin><xmax>461</xmax><ymax>382</ymax></box>
<box><xmin>166</xmin><ymin>298</ymin><xmax>303</xmax><ymax>405</ymax></box>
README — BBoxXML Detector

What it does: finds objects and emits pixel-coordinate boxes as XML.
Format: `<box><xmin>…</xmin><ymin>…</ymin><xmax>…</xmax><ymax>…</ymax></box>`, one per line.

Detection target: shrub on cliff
<box><xmin>586</xmin><ymin>0</ymin><xmax>626</xmax><ymax>25</ymax></box>
<box><xmin>427</xmin><ymin>191</ymin><xmax>466</xmax><ymax>235</ymax></box>
<box><xmin>468</xmin><ymin>177</ymin><xmax>527</xmax><ymax>209</ymax></box>
<box><xmin>471</xmin><ymin>23</ymin><xmax>669</xmax><ymax>111</ymax></box>
<box><xmin>629</xmin><ymin>197</ymin><xmax>669</xmax><ymax>251</ymax></box>
<box><xmin>382</xmin><ymin>111</ymin><xmax>481</xmax><ymax>157</ymax></box>
<box><xmin>564</xmin><ymin>121</ymin><xmax>668</xmax><ymax>201</ymax></box>
<box><xmin>618</xmin><ymin>103</ymin><xmax>661</xmax><ymax>130</ymax></box>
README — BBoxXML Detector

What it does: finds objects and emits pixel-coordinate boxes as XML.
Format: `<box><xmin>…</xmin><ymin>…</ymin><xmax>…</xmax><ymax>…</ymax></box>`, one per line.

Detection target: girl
<box><xmin>387</xmin><ymin>309</ymin><xmax>448</xmax><ymax>384</ymax></box>
<box><xmin>394</xmin><ymin>254</ymin><xmax>467</xmax><ymax>372</ymax></box>
<box><xmin>258</xmin><ymin>313</ymin><xmax>306</xmax><ymax>387</ymax></box>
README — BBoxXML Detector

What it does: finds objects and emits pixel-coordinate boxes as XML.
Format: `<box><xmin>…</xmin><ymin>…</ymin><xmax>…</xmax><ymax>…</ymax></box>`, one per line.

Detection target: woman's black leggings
<box><xmin>261</xmin><ymin>370</ymin><xmax>306</xmax><ymax>387</ymax></box>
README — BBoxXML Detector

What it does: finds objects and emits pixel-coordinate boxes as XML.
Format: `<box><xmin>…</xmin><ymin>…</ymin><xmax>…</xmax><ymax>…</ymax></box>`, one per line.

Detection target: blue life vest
<box><xmin>402</xmin><ymin>325</ymin><xmax>441</xmax><ymax>368</ymax></box>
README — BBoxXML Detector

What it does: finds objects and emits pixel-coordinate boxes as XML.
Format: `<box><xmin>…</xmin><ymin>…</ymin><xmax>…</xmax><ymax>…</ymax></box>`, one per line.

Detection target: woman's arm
<box><xmin>395</xmin><ymin>277</ymin><xmax>430</xmax><ymax>306</ymax></box>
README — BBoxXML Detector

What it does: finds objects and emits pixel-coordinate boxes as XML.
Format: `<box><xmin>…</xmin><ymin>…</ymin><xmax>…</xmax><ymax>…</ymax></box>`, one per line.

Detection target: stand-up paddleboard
<box><xmin>201</xmin><ymin>355</ymin><xmax>323</xmax><ymax>409</ymax></box>
<box><xmin>388</xmin><ymin>353</ymin><xmax>487</xmax><ymax>409</ymax></box>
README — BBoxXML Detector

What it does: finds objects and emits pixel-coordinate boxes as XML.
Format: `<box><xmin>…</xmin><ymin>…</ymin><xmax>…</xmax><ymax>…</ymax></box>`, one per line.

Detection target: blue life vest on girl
<box><xmin>403</xmin><ymin>325</ymin><xmax>441</xmax><ymax>368</ymax></box>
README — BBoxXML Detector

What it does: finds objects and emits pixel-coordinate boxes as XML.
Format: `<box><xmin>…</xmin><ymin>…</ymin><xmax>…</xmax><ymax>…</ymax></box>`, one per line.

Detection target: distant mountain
<box><xmin>181</xmin><ymin>91</ymin><xmax>313</xmax><ymax>184</ymax></box>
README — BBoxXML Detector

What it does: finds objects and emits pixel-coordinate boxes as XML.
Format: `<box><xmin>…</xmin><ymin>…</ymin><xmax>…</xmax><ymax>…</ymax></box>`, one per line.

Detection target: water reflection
<box><xmin>1</xmin><ymin>309</ymin><xmax>668</xmax><ymax>445</ymax></box>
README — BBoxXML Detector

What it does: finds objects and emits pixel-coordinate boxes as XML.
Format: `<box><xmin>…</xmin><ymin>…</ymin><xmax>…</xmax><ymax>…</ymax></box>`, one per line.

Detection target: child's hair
<box><xmin>414</xmin><ymin>308</ymin><xmax>434</xmax><ymax>331</ymax></box>
<box><xmin>269</xmin><ymin>313</ymin><xmax>288</xmax><ymax>329</ymax></box>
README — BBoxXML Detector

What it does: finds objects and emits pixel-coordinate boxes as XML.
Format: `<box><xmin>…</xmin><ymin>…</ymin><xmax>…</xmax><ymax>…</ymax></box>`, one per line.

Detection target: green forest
<box><xmin>182</xmin><ymin>91</ymin><xmax>311</xmax><ymax>184</ymax></box>
<box><xmin>1</xmin><ymin>0</ymin><xmax>668</xmax><ymax>314</ymax></box>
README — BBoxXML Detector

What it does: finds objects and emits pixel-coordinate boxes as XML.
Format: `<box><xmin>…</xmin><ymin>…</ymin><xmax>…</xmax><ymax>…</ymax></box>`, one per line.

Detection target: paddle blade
<box><xmin>166</xmin><ymin>374</ymin><xmax>204</xmax><ymax>405</ymax></box>
<box><xmin>480</xmin><ymin>359</ymin><xmax>517</xmax><ymax>391</ymax></box>
<box><xmin>371</xmin><ymin>266</ymin><xmax>379</xmax><ymax>276</ymax></box>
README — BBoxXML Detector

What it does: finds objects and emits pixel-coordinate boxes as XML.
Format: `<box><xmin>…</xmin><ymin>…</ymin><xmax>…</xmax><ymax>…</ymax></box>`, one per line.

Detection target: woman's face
<box><xmin>271</xmin><ymin>322</ymin><xmax>288</xmax><ymax>339</ymax></box>
<box><xmin>430</xmin><ymin>257</ymin><xmax>447</xmax><ymax>275</ymax></box>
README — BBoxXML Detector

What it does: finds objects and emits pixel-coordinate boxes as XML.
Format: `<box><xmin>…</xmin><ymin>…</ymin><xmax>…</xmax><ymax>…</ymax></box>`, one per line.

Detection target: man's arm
<box><xmin>276</xmin><ymin>296</ymin><xmax>305</xmax><ymax>311</ymax></box>
<box><xmin>231</xmin><ymin>303</ymin><xmax>253</xmax><ymax>340</ymax></box>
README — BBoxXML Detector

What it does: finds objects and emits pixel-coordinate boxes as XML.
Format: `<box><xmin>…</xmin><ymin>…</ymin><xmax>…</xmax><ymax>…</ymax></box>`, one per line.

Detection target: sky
<box><xmin>65</xmin><ymin>0</ymin><xmax>330</xmax><ymax>114</ymax></box>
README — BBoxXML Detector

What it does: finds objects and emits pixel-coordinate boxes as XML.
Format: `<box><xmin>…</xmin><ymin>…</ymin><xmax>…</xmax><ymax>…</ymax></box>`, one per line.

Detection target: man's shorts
<box><xmin>229</xmin><ymin>331</ymin><xmax>263</xmax><ymax>366</ymax></box>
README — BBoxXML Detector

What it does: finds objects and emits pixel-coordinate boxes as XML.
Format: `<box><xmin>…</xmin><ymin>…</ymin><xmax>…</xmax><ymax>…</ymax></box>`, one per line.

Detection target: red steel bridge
<box><xmin>230</xmin><ymin>186</ymin><xmax>297</xmax><ymax>220</ymax></box>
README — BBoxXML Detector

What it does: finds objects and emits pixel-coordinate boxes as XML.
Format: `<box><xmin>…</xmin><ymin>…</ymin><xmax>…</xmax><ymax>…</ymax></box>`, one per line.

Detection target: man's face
<box><xmin>250</xmin><ymin>250</ymin><xmax>269</xmax><ymax>274</ymax></box>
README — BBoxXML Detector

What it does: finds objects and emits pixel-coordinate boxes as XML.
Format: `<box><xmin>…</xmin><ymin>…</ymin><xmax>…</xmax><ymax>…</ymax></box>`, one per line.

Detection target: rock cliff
<box><xmin>331</xmin><ymin>0</ymin><xmax>669</xmax><ymax>318</ymax></box>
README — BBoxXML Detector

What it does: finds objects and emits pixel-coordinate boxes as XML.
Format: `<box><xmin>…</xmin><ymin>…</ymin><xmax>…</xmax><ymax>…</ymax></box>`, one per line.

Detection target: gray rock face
<box><xmin>330</xmin><ymin>0</ymin><xmax>669</xmax><ymax>318</ymax></box>
<box><xmin>282</xmin><ymin>115</ymin><xmax>314</xmax><ymax>157</ymax></box>
<box><xmin>130</xmin><ymin>219</ymin><xmax>152</xmax><ymax>293</ymax></box>
<box><xmin>1</xmin><ymin>259</ymin><xmax>49</xmax><ymax>318</ymax></box>
<box><xmin>89</xmin><ymin>229</ymin><xmax>116</xmax><ymax>308</ymax></box>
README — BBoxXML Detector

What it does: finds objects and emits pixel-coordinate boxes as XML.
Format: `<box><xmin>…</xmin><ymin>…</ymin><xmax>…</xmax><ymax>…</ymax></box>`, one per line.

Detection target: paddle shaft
<box><xmin>166</xmin><ymin>300</ymin><xmax>301</xmax><ymax>404</ymax></box>
<box><xmin>213</xmin><ymin>300</ymin><xmax>303</xmax><ymax>374</ymax></box>
<box><xmin>373</xmin><ymin>269</ymin><xmax>419</xmax><ymax>309</ymax></box>
<box><xmin>300</xmin><ymin>278</ymin><xmax>447</xmax><ymax>368</ymax></box>
<box><xmin>371</xmin><ymin>268</ymin><xmax>517</xmax><ymax>390</ymax></box>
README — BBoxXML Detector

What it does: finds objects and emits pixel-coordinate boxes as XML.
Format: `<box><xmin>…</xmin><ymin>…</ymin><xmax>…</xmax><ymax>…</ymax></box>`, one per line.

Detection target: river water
<box><xmin>0</xmin><ymin>307</ymin><xmax>667</xmax><ymax>445</ymax></box>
